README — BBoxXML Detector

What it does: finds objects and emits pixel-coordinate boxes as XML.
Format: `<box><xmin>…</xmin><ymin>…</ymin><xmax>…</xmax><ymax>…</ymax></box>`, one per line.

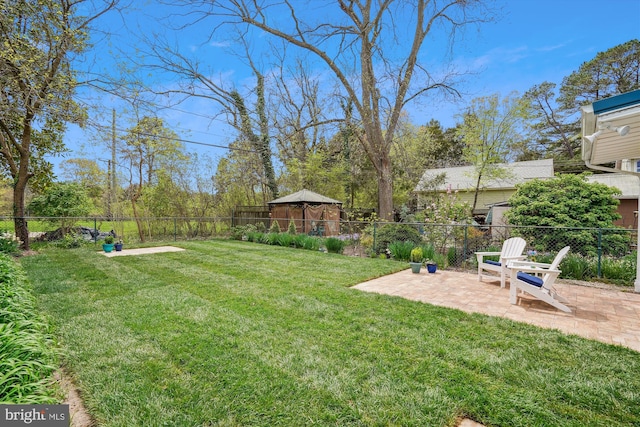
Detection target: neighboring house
<box><xmin>586</xmin><ymin>166</ymin><xmax>640</xmax><ymax>229</ymax></box>
<box><xmin>413</xmin><ymin>159</ymin><xmax>555</xmax><ymax>216</ymax></box>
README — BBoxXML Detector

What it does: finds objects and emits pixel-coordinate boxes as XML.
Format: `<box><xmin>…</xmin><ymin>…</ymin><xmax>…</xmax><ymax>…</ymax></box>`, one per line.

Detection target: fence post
<box><xmin>597</xmin><ymin>228</ymin><xmax>602</xmax><ymax>278</ymax></box>
<box><xmin>373</xmin><ymin>221</ymin><xmax>377</xmax><ymax>253</ymax></box>
<box><xmin>94</xmin><ymin>218</ymin><xmax>97</xmax><ymax>245</ymax></box>
<box><xmin>463</xmin><ymin>225</ymin><xmax>468</xmax><ymax>267</ymax></box>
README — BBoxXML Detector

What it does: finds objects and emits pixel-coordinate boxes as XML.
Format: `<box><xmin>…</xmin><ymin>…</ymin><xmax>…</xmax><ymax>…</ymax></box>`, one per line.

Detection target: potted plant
<box><xmin>114</xmin><ymin>239</ymin><xmax>123</xmax><ymax>252</ymax></box>
<box><xmin>425</xmin><ymin>259</ymin><xmax>437</xmax><ymax>274</ymax></box>
<box><xmin>103</xmin><ymin>235</ymin><xmax>115</xmax><ymax>253</ymax></box>
<box><xmin>409</xmin><ymin>247</ymin><xmax>423</xmax><ymax>274</ymax></box>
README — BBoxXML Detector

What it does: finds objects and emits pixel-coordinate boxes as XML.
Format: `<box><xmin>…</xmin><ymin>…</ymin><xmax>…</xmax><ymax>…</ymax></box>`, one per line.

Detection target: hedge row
<box><xmin>0</xmin><ymin>253</ymin><xmax>58</xmax><ymax>403</ymax></box>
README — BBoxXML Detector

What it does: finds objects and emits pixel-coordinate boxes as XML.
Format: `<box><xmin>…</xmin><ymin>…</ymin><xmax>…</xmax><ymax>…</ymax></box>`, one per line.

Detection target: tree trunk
<box><xmin>472</xmin><ymin>173</ymin><xmax>483</xmax><ymax>214</ymax></box>
<box><xmin>13</xmin><ymin>183</ymin><xmax>29</xmax><ymax>251</ymax></box>
<box><xmin>377</xmin><ymin>155</ymin><xmax>394</xmax><ymax>221</ymax></box>
<box><xmin>131</xmin><ymin>189</ymin><xmax>145</xmax><ymax>243</ymax></box>
<box><xmin>13</xmin><ymin>127</ymin><xmax>32</xmax><ymax>250</ymax></box>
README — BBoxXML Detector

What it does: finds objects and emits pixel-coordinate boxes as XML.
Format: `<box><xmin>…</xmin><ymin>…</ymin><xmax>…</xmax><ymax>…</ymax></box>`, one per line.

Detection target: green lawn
<box><xmin>21</xmin><ymin>240</ymin><xmax>640</xmax><ymax>426</ymax></box>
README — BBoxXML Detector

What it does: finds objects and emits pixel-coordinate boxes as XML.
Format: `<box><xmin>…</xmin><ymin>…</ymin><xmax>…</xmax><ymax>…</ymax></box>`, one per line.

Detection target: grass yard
<box><xmin>21</xmin><ymin>240</ymin><xmax>640</xmax><ymax>426</ymax></box>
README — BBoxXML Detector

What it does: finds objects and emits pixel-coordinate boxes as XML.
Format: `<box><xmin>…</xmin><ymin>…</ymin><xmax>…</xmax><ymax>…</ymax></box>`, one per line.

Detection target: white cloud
<box><xmin>536</xmin><ymin>42</ymin><xmax>568</xmax><ymax>52</ymax></box>
<box><xmin>209</xmin><ymin>41</ymin><xmax>231</xmax><ymax>48</ymax></box>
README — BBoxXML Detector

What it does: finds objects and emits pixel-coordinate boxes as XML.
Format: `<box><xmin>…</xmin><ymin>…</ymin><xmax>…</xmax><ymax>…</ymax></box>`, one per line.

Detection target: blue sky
<box><xmin>58</xmin><ymin>0</ymin><xmax>640</xmax><ymax>178</ymax></box>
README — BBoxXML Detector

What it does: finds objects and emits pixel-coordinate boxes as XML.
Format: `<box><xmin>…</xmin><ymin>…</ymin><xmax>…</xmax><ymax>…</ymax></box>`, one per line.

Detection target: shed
<box><xmin>268</xmin><ymin>189</ymin><xmax>343</xmax><ymax>236</ymax></box>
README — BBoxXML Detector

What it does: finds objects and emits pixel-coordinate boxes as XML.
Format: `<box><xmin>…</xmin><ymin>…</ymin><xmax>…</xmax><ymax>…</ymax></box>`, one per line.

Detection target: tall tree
<box><xmin>231</xmin><ymin>78</ymin><xmax>278</xmax><ymax>200</ymax></box>
<box><xmin>421</xmin><ymin>120</ymin><xmax>467</xmax><ymax>168</ymax></box>
<box><xmin>120</xmin><ymin>116</ymin><xmax>184</xmax><ymax>241</ymax></box>
<box><xmin>559</xmin><ymin>39</ymin><xmax>640</xmax><ymax>111</ymax></box>
<box><xmin>521</xmin><ymin>40</ymin><xmax>640</xmax><ymax>170</ymax></box>
<box><xmin>391</xmin><ymin>119</ymin><xmax>465</xmax><ymax>207</ymax></box>
<box><xmin>523</xmin><ymin>82</ymin><xmax>581</xmax><ymax>161</ymax></box>
<box><xmin>457</xmin><ymin>92</ymin><xmax>529</xmax><ymax>213</ymax></box>
<box><xmin>271</xmin><ymin>55</ymin><xmax>339</xmax><ymax>182</ymax></box>
<box><xmin>28</xmin><ymin>182</ymin><xmax>93</xmax><ymax>237</ymax></box>
<box><xmin>182</xmin><ymin>0</ymin><xmax>491</xmax><ymax>220</ymax></box>
<box><xmin>142</xmin><ymin>34</ymin><xmax>279</xmax><ymax>201</ymax></box>
<box><xmin>0</xmin><ymin>0</ymin><xmax>116</xmax><ymax>249</ymax></box>
<box><xmin>391</xmin><ymin>116</ymin><xmax>430</xmax><ymax>207</ymax></box>
<box><xmin>60</xmin><ymin>158</ymin><xmax>107</xmax><ymax>211</ymax></box>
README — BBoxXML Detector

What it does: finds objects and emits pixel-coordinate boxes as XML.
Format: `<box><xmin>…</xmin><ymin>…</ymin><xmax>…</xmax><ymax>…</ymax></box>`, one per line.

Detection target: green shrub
<box><xmin>288</xmin><ymin>220</ymin><xmax>297</xmax><ymax>235</ymax></box>
<box><xmin>229</xmin><ymin>226</ymin><xmax>244</xmax><ymax>240</ymax></box>
<box><xmin>0</xmin><ymin>232</ymin><xmax>19</xmax><ymax>255</ymax></box>
<box><xmin>601</xmin><ymin>254</ymin><xmax>636</xmax><ymax>284</ymax></box>
<box><xmin>409</xmin><ymin>246</ymin><xmax>423</xmax><ymax>263</ymax></box>
<box><xmin>292</xmin><ymin>234</ymin><xmax>309</xmax><ymax>248</ymax></box>
<box><xmin>374</xmin><ymin>224</ymin><xmax>422</xmax><ymax>254</ymax></box>
<box><xmin>325</xmin><ymin>237</ymin><xmax>346</xmax><ymax>254</ymax></box>
<box><xmin>0</xmin><ymin>254</ymin><xmax>58</xmax><ymax>403</ymax></box>
<box><xmin>291</xmin><ymin>234</ymin><xmax>321</xmax><ymax>251</ymax></box>
<box><xmin>55</xmin><ymin>233</ymin><xmax>88</xmax><ymax>249</ymax></box>
<box><xmin>432</xmin><ymin>252</ymin><xmax>448</xmax><ymax>268</ymax></box>
<box><xmin>388</xmin><ymin>241</ymin><xmax>415</xmax><ymax>261</ymax></box>
<box><xmin>0</xmin><ymin>239</ymin><xmax>19</xmax><ymax>255</ymax></box>
<box><xmin>269</xmin><ymin>220</ymin><xmax>281</xmax><ymax>233</ymax></box>
<box><xmin>246</xmin><ymin>232</ymin><xmax>263</xmax><ymax>243</ymax></box>
<box><xmin>505</xmin><ymin>174</ymin><xmax>623</xmax><ymax>256</ymax></box>
<box><xmin>447</xmin><ymin>247</ymin><xmax>457</xmax><ymax>267</ymax></box>
<box><xmin>559</xmin><ymin>253</ymin><xmax>593</xmax><ymax>281</ymax></box>
<box><xmin>302</xmin><ymin>236</ymin><xmax>321</xmax><ymax>251</ymax></box>
<box><xmin>276</xmin><ymin>233</ymin><xmax>294</xmax><ymax>247</ymax></box>
<box><xmin>230</xmin><ymin>224</ymin><xmax>258</xmax><ymax>240</ymax></box>
<box><xmin>265</xmin><ymin>233</ymin><xmax>279</xmax><ymax>245</ymax></box>
<box><xmin>420</xmin><ymin>244</ymin><xmax>436</xmax><ymax>262</ymax></box>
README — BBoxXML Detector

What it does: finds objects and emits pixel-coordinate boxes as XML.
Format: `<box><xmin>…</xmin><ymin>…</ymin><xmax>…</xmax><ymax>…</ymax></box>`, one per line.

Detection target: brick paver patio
<box><xmin>353</xmin><ymin>268</ymin><xmax>640</xmax><ymax>352</ymax></box>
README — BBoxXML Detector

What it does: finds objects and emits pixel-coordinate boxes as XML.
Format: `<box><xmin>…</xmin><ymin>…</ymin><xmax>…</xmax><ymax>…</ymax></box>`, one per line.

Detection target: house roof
<box><xmin>414</xmin><ymin>159</ymin><xmax>555</xmax><ymax>192</ymax></box>
<box><xmin>586</xmin><ymin>173</ymin><xmax>640</xmax><ymax>198</ymax></box>
<box><xmin>268</xmin><ymin>189</ymin><xmax>342</xmax><ymax>205</ymax></box>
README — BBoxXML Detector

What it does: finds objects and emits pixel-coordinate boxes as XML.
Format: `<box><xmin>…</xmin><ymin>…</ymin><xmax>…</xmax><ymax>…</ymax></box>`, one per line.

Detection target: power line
<box><xmin>73</xmin><ymin>97</ymin><xmax>237</xmax><ymax>143</ymax></box>
<box><xmin>90</xmin><ymin>122</ymin><xmax>256</xmax><ymax>153</ymax></box>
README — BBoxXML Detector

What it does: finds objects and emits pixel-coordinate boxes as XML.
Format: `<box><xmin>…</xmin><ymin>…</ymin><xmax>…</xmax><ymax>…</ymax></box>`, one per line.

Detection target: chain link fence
<box><xmin>1</xmin><ymin>216</ymin><xmax>636</xmax><ymax>285</ymax></box>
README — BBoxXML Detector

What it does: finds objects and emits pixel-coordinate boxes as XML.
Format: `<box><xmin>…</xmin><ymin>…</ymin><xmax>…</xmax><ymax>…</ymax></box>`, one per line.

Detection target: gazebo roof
<box><xmin>268</xmin><ymin>189</ymin><xmax>342</xmax><ymax>205</ymax></box>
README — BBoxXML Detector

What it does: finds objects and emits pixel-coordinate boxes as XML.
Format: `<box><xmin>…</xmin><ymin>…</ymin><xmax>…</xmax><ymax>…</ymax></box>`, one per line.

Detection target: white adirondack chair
<box><xmin>509</xmin><ymin>246</ymin><xmax>572</xmax><ymax>313</ymax></box>
<box><xmin>475</xmin><ymin>237</ymin><xmax>527</xmax><ymax>288</ymax></box>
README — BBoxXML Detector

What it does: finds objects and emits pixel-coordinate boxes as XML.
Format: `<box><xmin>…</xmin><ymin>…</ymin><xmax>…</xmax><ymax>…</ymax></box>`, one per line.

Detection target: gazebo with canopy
<box><xmin>268</xmin><ymin>189</ymin><xmax>343</xmax><ymax>237</ymax></box>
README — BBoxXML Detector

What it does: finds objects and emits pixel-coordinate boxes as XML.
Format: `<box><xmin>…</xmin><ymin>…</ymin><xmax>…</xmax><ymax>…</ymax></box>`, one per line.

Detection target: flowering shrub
<box><xmin>421</xmin><ymin>189</ymin><xmax>472</xmax><ymax>252</ymax></box>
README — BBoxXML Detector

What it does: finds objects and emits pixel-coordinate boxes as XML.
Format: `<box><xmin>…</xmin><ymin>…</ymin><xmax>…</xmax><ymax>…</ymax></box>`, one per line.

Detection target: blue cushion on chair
<box><xmin>517</xmin><ymin>272</ymin><xmax>543</xmax><ymax>287</ymax></box>
<box><xmin>485</xmin><ymin>260</ymin><xmax>501</xmax><ymax>266</ymax></box>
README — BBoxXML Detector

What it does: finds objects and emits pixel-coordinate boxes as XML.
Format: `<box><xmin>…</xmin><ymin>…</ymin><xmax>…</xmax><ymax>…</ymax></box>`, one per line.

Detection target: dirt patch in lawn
<box><xmin>55</xmin><ymin>370</ymin><xmax>94</xmax><ymax>427</ymax></box>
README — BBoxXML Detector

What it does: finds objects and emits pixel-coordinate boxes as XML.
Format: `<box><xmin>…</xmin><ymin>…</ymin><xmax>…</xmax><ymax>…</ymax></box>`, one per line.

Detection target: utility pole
<box><xmin>111</xmin><ymin>108</ymin><xmax>117</xmax><ymax>218</ymax></box>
